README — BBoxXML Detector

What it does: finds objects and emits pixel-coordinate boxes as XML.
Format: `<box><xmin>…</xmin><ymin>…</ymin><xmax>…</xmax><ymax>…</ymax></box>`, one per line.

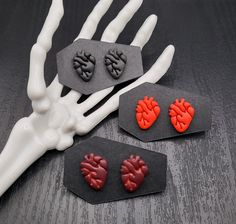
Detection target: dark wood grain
<box><xmin>0</xmin><ymin>0</ymin><xmax>236</xmax><ymax>223</ymax></box>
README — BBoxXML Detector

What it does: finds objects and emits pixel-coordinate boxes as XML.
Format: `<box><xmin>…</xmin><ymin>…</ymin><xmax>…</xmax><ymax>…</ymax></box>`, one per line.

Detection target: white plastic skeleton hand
<box><xmin>0</xmin><ymin>0</ymin><xmax>174</xmax><ymax>196</ymax></box>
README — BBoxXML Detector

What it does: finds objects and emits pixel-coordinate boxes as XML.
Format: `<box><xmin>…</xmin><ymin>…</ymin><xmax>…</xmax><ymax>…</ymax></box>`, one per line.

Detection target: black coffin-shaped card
<box><xmin>119</xmin><ymin>83</ymin><xmax>212</xmax><ymax>142</ymax></box>
<box><xmin>64</xmin><ymin>137</ymin><xmax>167</xmax><ymax>204</ymax></box>
<box><xmin>57</xmin><ymin>39</ymin><xmax>143</xmax><ymax>95</ymax></box>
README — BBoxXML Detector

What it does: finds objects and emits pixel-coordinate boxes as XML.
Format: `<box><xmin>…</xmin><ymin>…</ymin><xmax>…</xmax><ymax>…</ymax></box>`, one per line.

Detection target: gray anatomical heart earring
<box><xmin>105</xmin><ymin>48</ymin><xmax>127</xmax><ymax>79</ymax></box>
<box><xmin>73</xmin><ymin>50</ymin><xmax>96</xmax><ymax>82</ymax></box>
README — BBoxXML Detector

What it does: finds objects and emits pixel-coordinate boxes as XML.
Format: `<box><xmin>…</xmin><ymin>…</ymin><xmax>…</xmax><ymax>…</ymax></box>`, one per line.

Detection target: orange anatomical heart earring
<box><xmin>136</xmin><ymin>96</ymin><xmax>161</xmax><ymax>130</ymax></box>
<box><xmin>169</xmin><ymin>98</ymin><xmax>195</xmax><ymax>133</ymax></box>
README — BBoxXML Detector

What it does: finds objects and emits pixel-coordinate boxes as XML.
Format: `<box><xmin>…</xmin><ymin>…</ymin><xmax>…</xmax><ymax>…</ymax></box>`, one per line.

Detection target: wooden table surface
<box><xmin>0</xmin><ymin>0</ymin><xmax>235</xmax><ymax>223</ymax></box>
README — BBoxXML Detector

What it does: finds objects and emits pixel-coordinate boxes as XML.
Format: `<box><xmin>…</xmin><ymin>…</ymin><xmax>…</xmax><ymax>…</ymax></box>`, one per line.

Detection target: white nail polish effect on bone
<box><xmin>0</xmin><ymin>0</ymin><xmax>175</xmax><ymax>196</ymax></box>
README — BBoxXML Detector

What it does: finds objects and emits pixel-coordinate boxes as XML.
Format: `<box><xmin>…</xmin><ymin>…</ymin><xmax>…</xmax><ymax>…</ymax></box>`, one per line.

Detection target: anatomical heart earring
<box><xmin>169</xmin><ymin>98</ymin><xmax>195</xmax><ymax>133</ymax></box>
<box><xmin>80</xmin><ymin>153</ymin><xmax>108</xmax><ymax>190</ymax></box>
<box><xmin>136</xmin><ymin>96</ymin><xmax>161</xmax><ymax>130</ymax></box>
<box><xmin>104</xmin><ymin>48</ymin><xmax>127</xmax><ymax>79</ymax></box>
<box><xmin>121</xmin><ymin>155</ymin><xmax>149</xmax><ymax>192</ymax></box>
<box><xmin>73</xmin><ymin>50</ymin><xmax>96</xmax><ymax>82</ymax></box>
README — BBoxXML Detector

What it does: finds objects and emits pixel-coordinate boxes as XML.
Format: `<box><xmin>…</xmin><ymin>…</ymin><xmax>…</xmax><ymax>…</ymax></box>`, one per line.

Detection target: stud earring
<box><xmin>169</xmin><ymin>98</ymin><xmax>195</xmax><ymax>133</ymax></box>
<box><xmin>73</xmin><ymin>50</ymin><xmax>96</xmax><ymax>82</ymax></box>
<box><xmin>136</xmin><ymin>96</ymin><xmax>161</xmax><ymax>130</ymax></box>
<box><xmin>120</xmin><ymin>155</ymin><xmax>148</xmax><ymax>192</ymax></box>
<box><xmin>80</xmin><ymin>153</ymin><xmax>108</xmax><ymax>190</ymax></box>
<box><xmin>104</xmin><ymin>48</ymin><xmax>127</xmax><ymax>79</ymax></box>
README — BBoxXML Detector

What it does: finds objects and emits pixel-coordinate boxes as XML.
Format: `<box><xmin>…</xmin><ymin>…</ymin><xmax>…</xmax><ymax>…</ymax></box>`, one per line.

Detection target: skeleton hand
<box><xmin>0</xmin><ymin>0</ymin><xmax>174</xmax><ymax>196</ymax></box>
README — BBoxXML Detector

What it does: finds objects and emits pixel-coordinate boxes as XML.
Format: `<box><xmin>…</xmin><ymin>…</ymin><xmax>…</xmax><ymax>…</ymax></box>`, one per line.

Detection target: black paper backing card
<box><xmin>57</xmin><ymin>39</ymin><xmax>143</xmax><ymax>95</ymax></box>
<box><xmin>64</xmin><ymin>137</ymin><xmax>167</xmax><ymax>204</ymax></box>
<box><xmin>119</xmin><ymin>83</ymin><xmax>212</xmax><ymax>142</ymax></box>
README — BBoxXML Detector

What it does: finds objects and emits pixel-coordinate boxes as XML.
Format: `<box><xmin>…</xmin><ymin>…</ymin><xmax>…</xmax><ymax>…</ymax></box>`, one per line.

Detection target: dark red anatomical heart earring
<box><xmin>80</xmin><ymin>153</ymin><xmax>108</xmax><ymax>190</ymax></box>
<box><xmin>120</xmin><ymin>155</ymin><xmax>149</xmax><ymax>192</ymax></box>
<box><xmin>136</xmin><ymin>96</ymin><xmax>161</xmax><ymax>130</ymax></box>
<box><xmin>169</xmin><ymin>98</ymin><xmax>195</xmax><ymax>133</ymax></box>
